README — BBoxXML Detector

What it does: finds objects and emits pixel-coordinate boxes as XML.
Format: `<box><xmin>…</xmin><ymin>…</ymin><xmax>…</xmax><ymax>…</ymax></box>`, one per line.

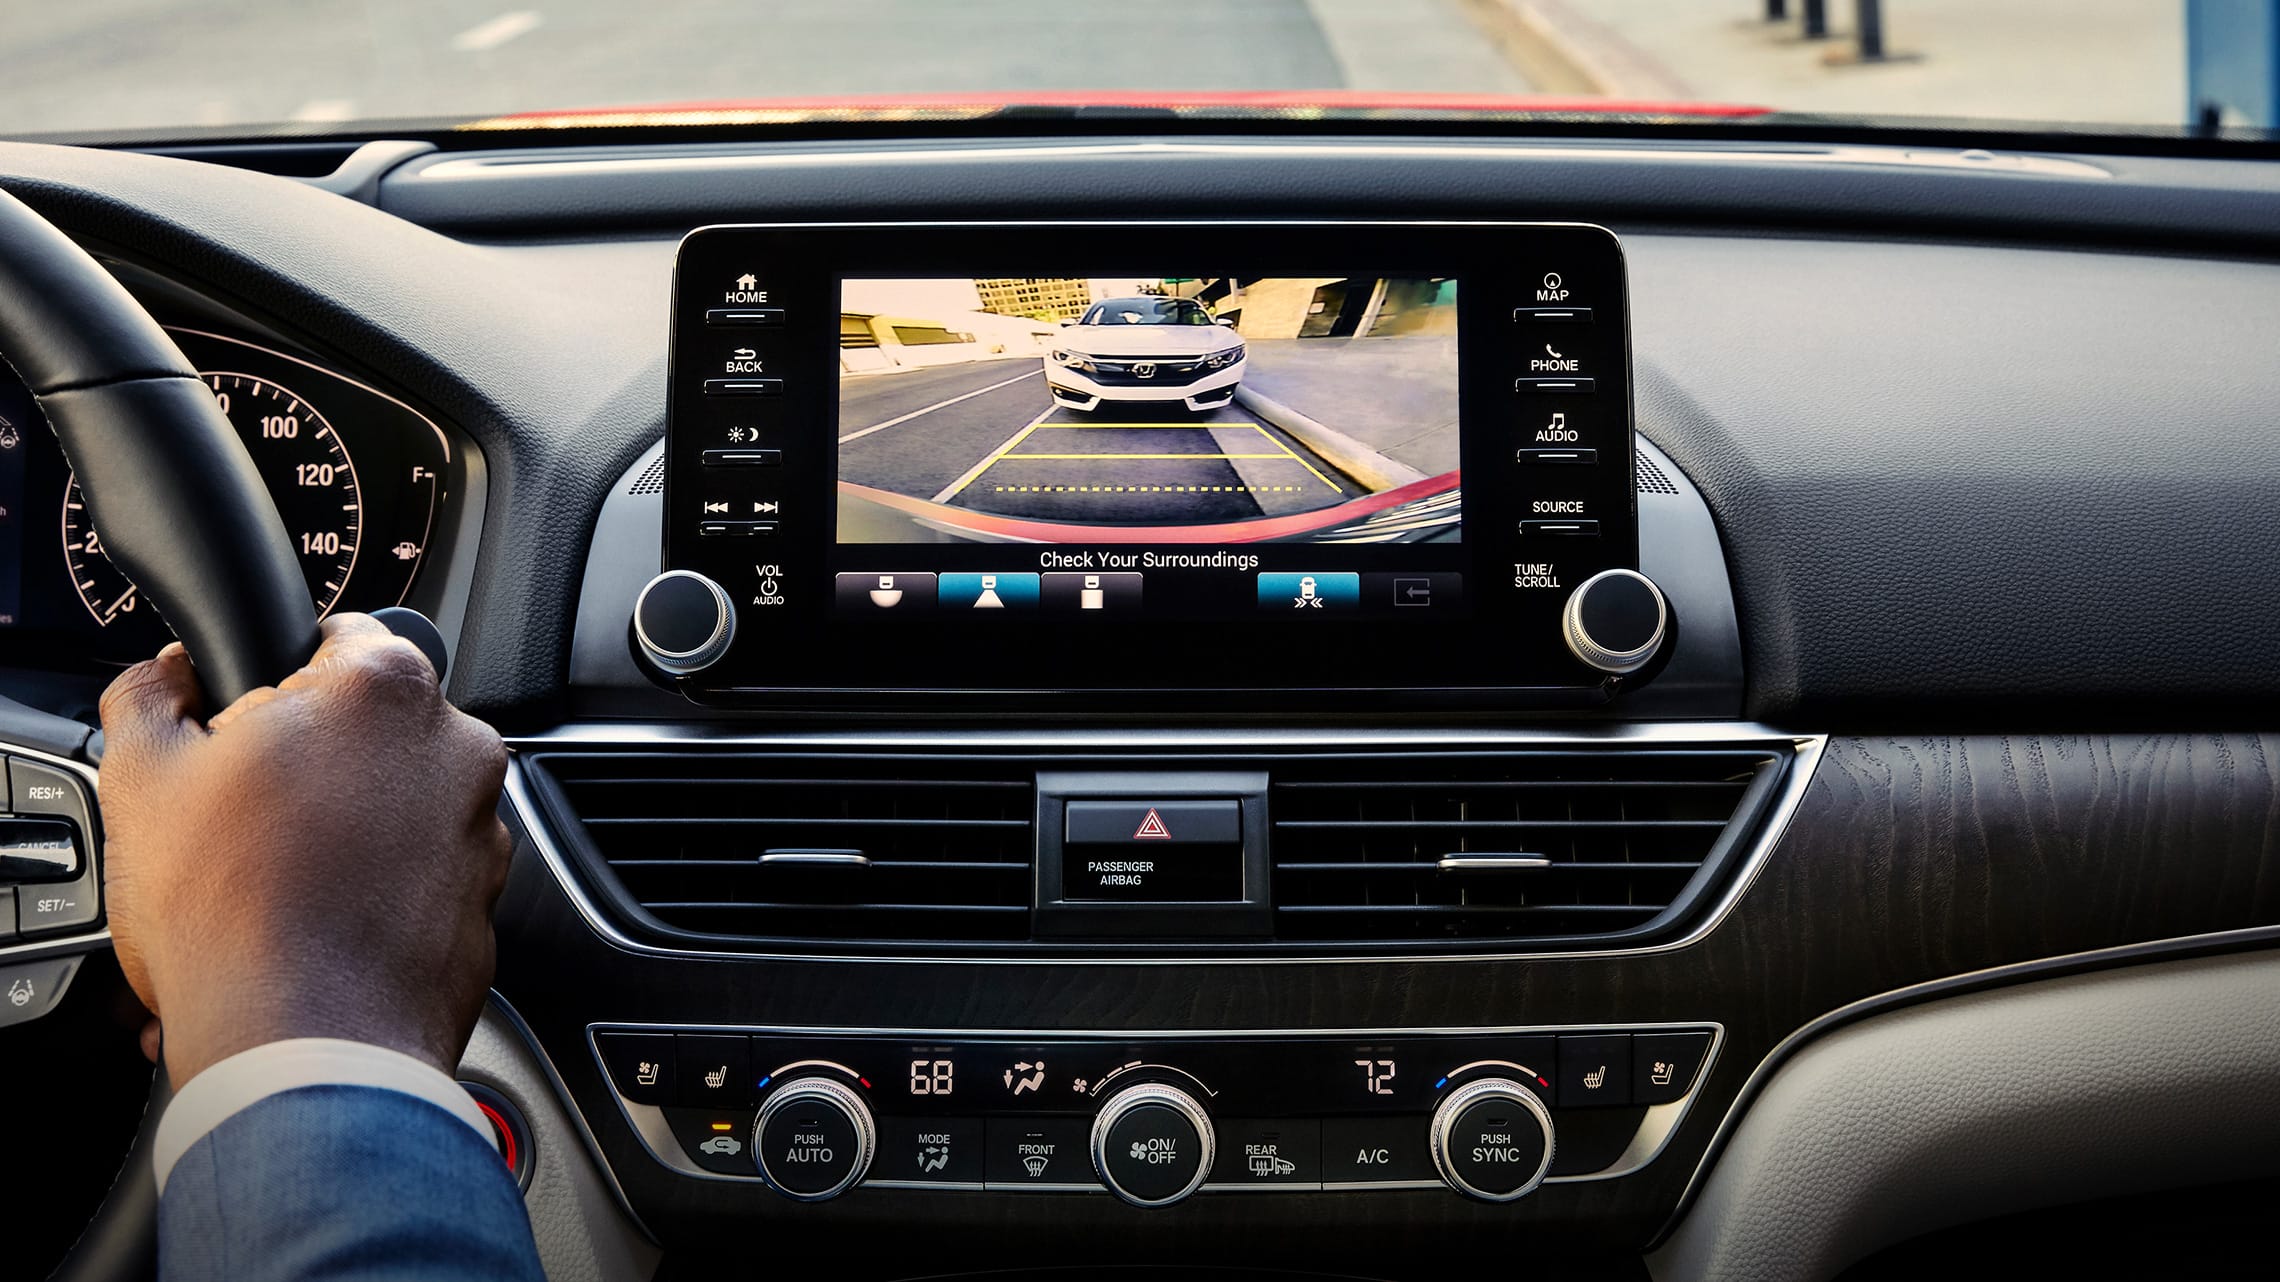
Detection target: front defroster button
<box><xmin>985</xmin><ymin>1117</ymin><xmax>1091</xmax><ymax>1187</ymax></box>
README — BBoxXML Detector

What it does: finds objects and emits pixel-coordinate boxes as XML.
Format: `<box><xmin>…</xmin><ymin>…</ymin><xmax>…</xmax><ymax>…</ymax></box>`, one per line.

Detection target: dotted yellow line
<box><xmin>991</xmin><ymin>485</ymin><xmax>1305</xmax><ymax>493</ymax></box>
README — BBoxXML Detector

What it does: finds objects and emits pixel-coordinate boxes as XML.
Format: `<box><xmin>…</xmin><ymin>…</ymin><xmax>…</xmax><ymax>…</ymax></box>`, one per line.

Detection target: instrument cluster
<box><xmin>0</xmin><ymin>324</ymin><xmax>462</xmax><ymax>669</ymax></box>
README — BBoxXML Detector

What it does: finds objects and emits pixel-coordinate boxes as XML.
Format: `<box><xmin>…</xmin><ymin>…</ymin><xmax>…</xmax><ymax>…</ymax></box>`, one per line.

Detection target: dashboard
<box><xmin>3</xmin><ymin>128</ymin><xmax>2280</xmax><ymax>1282</ymax></box>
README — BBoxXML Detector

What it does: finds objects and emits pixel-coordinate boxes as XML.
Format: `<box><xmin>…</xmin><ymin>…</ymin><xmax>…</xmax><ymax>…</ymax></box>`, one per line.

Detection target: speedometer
<box><xmin>61</xmin><ymin>372</ymin><xmax>362</xmax><ymax>627</ymax></box>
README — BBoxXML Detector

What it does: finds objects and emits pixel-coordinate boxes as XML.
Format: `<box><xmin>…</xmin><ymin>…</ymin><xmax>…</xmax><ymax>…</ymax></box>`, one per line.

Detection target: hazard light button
<box><xmin>1061</xmin><ymin>800</ymin><xmax>1243</xmax><ymax>902</ymax></box>
<box><xmin>1064</xmin><ymin>801</ymin><xmax>1241</xmax><ymax>846</ymax></box>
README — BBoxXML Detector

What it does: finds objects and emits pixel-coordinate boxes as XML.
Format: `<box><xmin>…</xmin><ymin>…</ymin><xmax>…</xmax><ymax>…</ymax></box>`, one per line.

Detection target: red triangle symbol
<box><xmin>1132</xmin><ymin>808</ymin><xmax>1171</xmax><ymax>840</ymax></box>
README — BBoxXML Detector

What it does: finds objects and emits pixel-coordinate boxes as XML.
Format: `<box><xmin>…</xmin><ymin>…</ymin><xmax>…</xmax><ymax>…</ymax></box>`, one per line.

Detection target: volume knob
<box><xmin>633</xmin><ymin>570</ymin><xmax>735</xmax><ymax>675</ymax></box>
<box><xmin>1561</xmin><ymin>568</ymin><xmax>1668</xmax><ymax>676</ymax></box>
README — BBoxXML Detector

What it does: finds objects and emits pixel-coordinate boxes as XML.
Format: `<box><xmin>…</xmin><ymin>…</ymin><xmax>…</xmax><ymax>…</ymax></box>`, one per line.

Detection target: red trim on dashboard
<box><xmin>837</xmin><ymin>471</ymin><xmax>1461</xmax><ymax>544</ymax></box>
<box><xmin>479</xmin><ymin>90</ymin><xmax>1769</xmax><ymax>121</ymax></box>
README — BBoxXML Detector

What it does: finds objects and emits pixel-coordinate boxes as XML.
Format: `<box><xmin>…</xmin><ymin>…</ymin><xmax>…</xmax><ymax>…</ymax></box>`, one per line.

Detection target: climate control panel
<box><xmin>593</xmin><ymin>1024</ymin><xmax>1718</xmax><ymax>1205</ymax></box>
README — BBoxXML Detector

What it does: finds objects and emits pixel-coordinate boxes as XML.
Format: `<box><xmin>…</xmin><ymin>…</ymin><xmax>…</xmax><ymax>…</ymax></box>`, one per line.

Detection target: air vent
<box><xmin>526</xmin><ymin>753</ymin><xmax>1034</xmax><ymax>944</ymax></box>
<box><xmin>1269</xmin><ymin>750</ymin><xmax>1783</xmax><ymax>946</ymax></box>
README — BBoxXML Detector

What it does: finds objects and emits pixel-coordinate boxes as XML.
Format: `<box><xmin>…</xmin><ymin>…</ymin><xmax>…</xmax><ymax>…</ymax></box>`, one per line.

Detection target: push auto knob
<box><xmin>1561</xmin><ymin>568</ymin><xmax>1668</xmax><ymax>676</ymax></box>
<box><xmin>752</xmin><ymin>1077</ymin><xmax>875</xmax><ymax>1201</ymax></box>
<box><xmin>1430</xmin><ymin>1077</ymin><xmax>1555</xmax><ymax>1203</ymax></box>
<box><xmin>633</xmin><ymin>569</ymin><xmax>735</xmax><ymax>675</ymax></box>
<box><xmin>1090</xmin><ymin>1082</ymin><xmax>1215</xmax><ymax>1207</ymax></box>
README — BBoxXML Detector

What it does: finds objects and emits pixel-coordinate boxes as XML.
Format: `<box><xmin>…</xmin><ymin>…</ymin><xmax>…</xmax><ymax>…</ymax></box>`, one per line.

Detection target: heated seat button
<box><xmin>1557</xmin><ymin>1034</ymin><xmax>1633</xmax><ymax>1107</ymax></box>
<box><xmin>1322</xmin><ymin>1117</ymin><xmax>1435</xmax><ymax>1183</ymax></box>
<box><xmin>1632</xmin><ymin>1030</ymin><xmax>1714</xmax><ymax>1105</ymax></box>
<box><xmin>595</xmin><ymin>1031</ymin><xmax>677</xmax><ymax>1104</ymax></box>
<box><xmin>676</xmin><ymin>1033</ymin><xmax>753</xmax><ymax>1107</ymax></box>
<box><xmin>1209</xmin><ymin>1118</ymin><xmax>1319</xmax><ymax>1186</ymax></box>
<box><xmin>878</xmin><ymin>1116</ymin><xmax>984</xmax><ymax>1184</ymax></box>
<box><xmin>984</xmin><ymin>1117</ymin><xmax>1092</xmax><ymax>1187</ymax></box>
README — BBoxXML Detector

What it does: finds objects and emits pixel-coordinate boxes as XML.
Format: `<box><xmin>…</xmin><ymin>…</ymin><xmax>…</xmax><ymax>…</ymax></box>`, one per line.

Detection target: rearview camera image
<box><xmin>836</xmin><ymin>276</ymin><xmax>1460</xmax><ymax>544</ymax></box>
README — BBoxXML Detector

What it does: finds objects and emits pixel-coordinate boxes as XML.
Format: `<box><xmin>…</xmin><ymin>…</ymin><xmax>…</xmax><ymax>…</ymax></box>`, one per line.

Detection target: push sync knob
<box><xmin>1430</xmin><ymin>1077</ymin><xmax>1555</xmax><ymax>1203</ymax></box>
<box><xmin>1091</xmin><ymin>1083</ymin><xmax>1215</xmax><ymax>1207</ymax></box>
<box><xmin>633</xmin><ymin>569</ymin><xmax>735</xmax><ymax>675</ymax></box>
<box><xmin>752</xmin><ymin>1076</ymin><xmax>875</xmax><ymax>1202</ymax></box>
<box><xmin>1561</xmin><ymin>568</ymin><xmax>1668</xmax><ymax>676</ymax></box>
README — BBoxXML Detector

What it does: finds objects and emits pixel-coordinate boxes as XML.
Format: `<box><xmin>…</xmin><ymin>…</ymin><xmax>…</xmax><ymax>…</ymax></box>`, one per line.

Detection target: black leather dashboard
<box><xmin>9</xmin><ymin>135</ymin><xmax>2278</xmax><ymax>726</ymax></box>
<box><xmin>5</xmin><ymin>127</ymin><xmax>2280</xmax><ymax>1279</ymax></box>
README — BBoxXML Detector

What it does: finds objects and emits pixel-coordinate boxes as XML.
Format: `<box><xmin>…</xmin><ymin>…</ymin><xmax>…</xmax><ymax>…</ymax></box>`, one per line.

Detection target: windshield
<box><xmin>1083</xmin><ymin>299</ymin><xmax>1218</xmax><ymax>326</ymax></box>
<box><xmin>0</xmin><ymin>1</ymin><xmax>2257</xmax><ymax>141</ymax></box>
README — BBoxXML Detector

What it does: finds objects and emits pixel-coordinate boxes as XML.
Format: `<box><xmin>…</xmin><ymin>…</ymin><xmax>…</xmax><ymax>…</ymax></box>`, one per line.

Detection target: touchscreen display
<box><xmin>832</xmin><ymin>275</ymin><xmax>1463</xmax><ymax>619</ymax></box>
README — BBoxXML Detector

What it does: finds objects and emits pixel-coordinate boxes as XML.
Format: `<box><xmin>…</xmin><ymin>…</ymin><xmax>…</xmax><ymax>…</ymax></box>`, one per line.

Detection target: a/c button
<box><xmin>1322</xmin><ymin>1117</ymin><xmax>1436</xmax><ymax>1183</ymax></box>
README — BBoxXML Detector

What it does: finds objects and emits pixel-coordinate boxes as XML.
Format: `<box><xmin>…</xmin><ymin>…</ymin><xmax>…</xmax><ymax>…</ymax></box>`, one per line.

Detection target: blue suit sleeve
<box><xmin>159</xmin><ymin>1084</ymin><xmax>544</xmax><ymax>1282</ymax></box>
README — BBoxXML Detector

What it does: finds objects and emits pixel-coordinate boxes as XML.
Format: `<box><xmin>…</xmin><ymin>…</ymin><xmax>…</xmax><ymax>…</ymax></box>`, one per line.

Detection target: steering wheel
<box><xmin>0</xmin><ymin>186</ymin><xmax>333</xmax><ymax>1279</ymax></box>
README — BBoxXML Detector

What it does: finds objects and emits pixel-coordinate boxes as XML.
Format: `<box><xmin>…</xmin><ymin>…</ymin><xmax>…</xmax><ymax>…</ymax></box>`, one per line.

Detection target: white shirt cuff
<box><xmin>152</xmin><ymin>1037</ymin><xmax>497</xmax><ymax>1194</ymax></box>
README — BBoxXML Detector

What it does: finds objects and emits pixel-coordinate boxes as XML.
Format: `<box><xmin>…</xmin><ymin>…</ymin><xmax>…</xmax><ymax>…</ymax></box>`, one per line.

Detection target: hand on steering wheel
<box><xmin>0</xmin><ymin>184</ymin><xmax>506</xmax><ymax>1281</ymax></box>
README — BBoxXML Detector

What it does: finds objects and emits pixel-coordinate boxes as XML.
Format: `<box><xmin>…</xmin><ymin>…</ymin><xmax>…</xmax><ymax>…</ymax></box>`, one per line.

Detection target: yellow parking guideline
<box><xmin>1251</xmin><ymin>423</ymin><xmax>1343</xmax><ymax>495</ymax></box>
<box><xmin>997</xmin><ymin>453</ymin><xmax>1289</xmax><ymax>461</ymax></box>
<box><xmin>936</xmin><ymin>414</ymin><xmax>1053</xmax><ymax>501</ymax></box>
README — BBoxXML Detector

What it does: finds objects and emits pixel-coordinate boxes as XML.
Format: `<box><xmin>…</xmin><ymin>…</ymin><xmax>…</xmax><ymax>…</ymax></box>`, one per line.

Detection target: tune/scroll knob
<box><xmin>1090</xmin><ymin>1083</ymin><xmax>1215</xmax><ymax>1208</ymax></box>
<box><xmin>633</xmin><ymin>569</ymin><xmax>736</xmax><ymax>675</ymax></box>
<box><xmin>752</xmin><ymin>1077</ymin><xmax>875</xmax><ymax>1202</ymax></box>
<box><xmin>1430</xmin><ymin>1077</ymin><xmax>1555</xmax><ymax>1203</ymax></box>
<box><xmin>1561</xmin><ymin>568</ymin><xmax>1669</xmax><ymax>676</ymax></box>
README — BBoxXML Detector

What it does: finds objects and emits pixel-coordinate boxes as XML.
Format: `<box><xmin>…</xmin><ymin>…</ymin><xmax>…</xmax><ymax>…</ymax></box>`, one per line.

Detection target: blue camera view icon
<box><xmin>940</xmin><ymin>572</ymin><xmax>1041</xmax><ymax>610</ymax></box>
<box><xmin>1256</xmin><ymin>572</ymin><xmax>1359</xmax><ymax>611</ymax></box>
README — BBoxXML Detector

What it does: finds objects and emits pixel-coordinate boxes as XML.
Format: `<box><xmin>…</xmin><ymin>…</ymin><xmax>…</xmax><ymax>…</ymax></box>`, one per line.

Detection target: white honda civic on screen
<box><xmin>1044</xmin><ymin>296</ymin><xmax>1248</xmax><ymax>412</ymax></box>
